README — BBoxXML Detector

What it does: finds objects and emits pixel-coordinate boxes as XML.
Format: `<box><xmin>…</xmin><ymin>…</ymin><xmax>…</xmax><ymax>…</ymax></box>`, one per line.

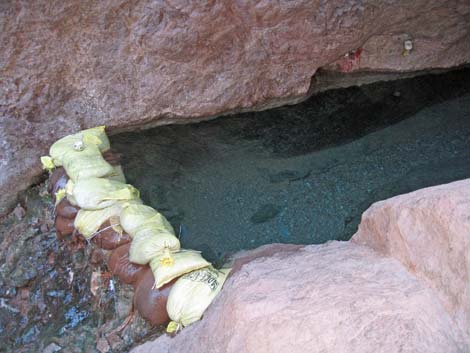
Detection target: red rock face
<box><xmin>1</xmin><ymin>0</ymin><xmax>470</xmax><ymax>214</ymax></box>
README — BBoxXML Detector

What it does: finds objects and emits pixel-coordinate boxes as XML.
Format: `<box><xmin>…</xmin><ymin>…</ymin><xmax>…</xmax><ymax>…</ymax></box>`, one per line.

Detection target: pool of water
<box><xmin>111</xmin><ymin>69</ymin><xmax>470</xmax><ymax>264</ymax></box>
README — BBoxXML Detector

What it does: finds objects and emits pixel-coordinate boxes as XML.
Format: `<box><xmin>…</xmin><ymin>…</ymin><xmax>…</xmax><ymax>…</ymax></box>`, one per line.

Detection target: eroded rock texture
<box><xmin>131</xmin><ymin>179</ymin><xmax>470</xmax><ymax>353</ymax></box>
<box><xmin>1</xmin><ymin>0</ymin><xmax>470</xmax><ymax>214</ymax></box>
<box><xmin>131</xmin><ymin>245</ymin><xmax>467</xmax><ymax>353</ymax></box>
<box><xmin>352</xmin><ymin>178</ymin><xmax>470</xmax><ymax>339</ymax></box>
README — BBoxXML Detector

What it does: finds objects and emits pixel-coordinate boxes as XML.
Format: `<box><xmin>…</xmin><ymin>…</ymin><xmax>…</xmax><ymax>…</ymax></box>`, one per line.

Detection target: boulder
<box><xmin>352</xmin><ymin>178</ymin><xmax>470</xmax><ymax>338</ymax></box>
<box><xmin>1</xmin><ymin>0</ymin><xmax>470</xmax><ymax>214</ymax></box>
<box><xmin>132</xmin><ymin>242</ymin><xmax>468</xmax><ymax>353</ymax></box>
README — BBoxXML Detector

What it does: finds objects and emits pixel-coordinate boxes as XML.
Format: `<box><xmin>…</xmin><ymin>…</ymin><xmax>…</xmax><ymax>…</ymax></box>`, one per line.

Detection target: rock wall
<box><xmin>131</xmin><ymin>179</ymin><xmax>470</xmax><ymax>353</ymax></box>
<box><xmin>1</xmin><ymin>0</ymin><xmax>470</xmax><ymax>214</ymax></box>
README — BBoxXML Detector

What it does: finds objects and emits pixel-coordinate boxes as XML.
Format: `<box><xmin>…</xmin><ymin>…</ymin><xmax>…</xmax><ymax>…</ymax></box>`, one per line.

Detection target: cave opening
<box><xmin>111</xmin><ymin>69</ymin><xmax>470</xmax><ymax>264</ymax></box>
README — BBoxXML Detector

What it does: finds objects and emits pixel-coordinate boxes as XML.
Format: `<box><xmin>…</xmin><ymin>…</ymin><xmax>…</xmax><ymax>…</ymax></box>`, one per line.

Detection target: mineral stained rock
<box><xmin>1</xmin><ymin>0</ymin><xmax>470</xmax><ymax>214</ymax></box>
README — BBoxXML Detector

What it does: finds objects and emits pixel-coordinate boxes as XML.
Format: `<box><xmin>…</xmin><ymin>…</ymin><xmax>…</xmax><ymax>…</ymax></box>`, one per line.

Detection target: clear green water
<box><xmin>111</xmin><ymin>70</ymin><xmax>470</xmax><ymax>264</ymax></box>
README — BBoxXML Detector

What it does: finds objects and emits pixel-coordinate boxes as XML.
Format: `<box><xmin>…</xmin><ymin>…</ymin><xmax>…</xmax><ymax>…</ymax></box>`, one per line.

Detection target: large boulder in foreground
<box><xmin>131</xmin><ymin>243</ymin><xmax>467</xmax><ymax>353</ymax></box>
<box><xmin>1</xmin><ymin>0</ymin><xmax>470</xmax><ymax>214</ymax></box>
<box><xmin>352</xmin><ymin>178</ymin><xmax>470</xmax><ymax>339</ymax></box>
<box><xmin>131</xmin><ymin>179</ymin><xmax>470</xmax><ymax>353</ymax></box>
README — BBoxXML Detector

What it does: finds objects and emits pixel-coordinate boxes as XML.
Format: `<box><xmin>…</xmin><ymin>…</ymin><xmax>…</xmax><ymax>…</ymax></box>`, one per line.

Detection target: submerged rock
<box><xmin>249</xmin><ymin>204</ymin><xmax>282</xmax><ymax>224</ymax></box>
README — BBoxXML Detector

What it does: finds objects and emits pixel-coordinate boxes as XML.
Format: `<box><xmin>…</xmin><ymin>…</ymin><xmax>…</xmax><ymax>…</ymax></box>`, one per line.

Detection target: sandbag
<box><xmin>133</xmin><ymin>268</ymin><xmax>175</xmax><ymax>326</ymax></box>
<box><xmin>64</xmin><ymin>173</ymin><xmax>125</xmax><ymax>207</ymax></box>
<box><xmin>108</xmin><ymin>244</ymin><xmax>148</xmax><ymax>286</ymax></box>
<box><xmin>62</xmin><ymin>144</ymin><xmax>115</xmax><ymax>182</ymax></box>
<box><xmin>166</xmin><ymin>267</ymin><xmax>230</xmax><ymax>332</ymax></box>
<box><xmin>55</xmin><ymin>198</ymin><xmax>80</xmax><ymax>219</ymax></box>
<box><xmin>72</xmin><ymin>178</ymin><xmax>139</xmax><ymax>210</ymax></box>
<box><xmin>55</xmin><ymin>216</ymin><xmax>75</xmax><ymax>240</ymax></box>
<box><xmin>65</xmin><ymin>180</ymin><xmax>78</xmax><ymax>207</ymax></box>
<box><xmin>108</xmin><ymin>165</ymin><xmax>126</xmax><ymax>183</ymax></box>
<box><xmin>129</xmin><ymin>229</ymin><xmax>180</xmax><ymax>265</ymax></box>
<box><xmin>92</xmin><ymin>220</ymin><xmax>131</xmax><ymax>250</ymax></box>
<box><xmin>41</xmin><ymin>156</ymin><xmax>55</xmax><ymax>171</ymax></box>
<box><xmin>49</xmin><ymin>126</ymin><xmax>110</xmax><ymax>166</ymax></box>
<box><xmin>120</xmin><ymin>204</ymin><xmax>174</xmax><ymax>237</ymax></box>
<box><xmin>149</xmin><ymin>250</ymin><xmax>210</xmax><ymax>289</ymax></box>
<box><xmin>74</xmin><ymin>202</ymin><xmax>127</xmax><ymax>239</ymax></box>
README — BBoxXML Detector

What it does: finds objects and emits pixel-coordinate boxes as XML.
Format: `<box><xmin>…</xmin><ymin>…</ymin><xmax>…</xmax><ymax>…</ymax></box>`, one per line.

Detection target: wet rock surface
<box><xmin>112</xmin><ymin>70</ymin><xmax>470</xmax><ymax>263</ymax></box>
<box><xmin>2</xmin><ymin>0</ymin><xmax>470</xmax><ymax>214</ymax></box>
<box><xmin>0</xmin><ymin>186</ymin><xmax>158</xmax><ymax>352</ymax></box>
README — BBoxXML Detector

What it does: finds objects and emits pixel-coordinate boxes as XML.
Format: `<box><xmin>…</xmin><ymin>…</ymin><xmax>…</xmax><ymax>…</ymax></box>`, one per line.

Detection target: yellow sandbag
<box><xmin>74</xmin><ymin>200</ymin><xmax>142</xmax><ymax>239</ymax></box>
<box><xmin>120</xmin><ymin>204</ymin><xmax>174</xmax><ymax>237</ymax></box>
<box><xmin>75</xmin><ymin>204</ymin><xmax>122</xmax><ymax>239</ymax></box>
<box><xmin>65</xmin><ymin>180</ymin><xmax>78</xmax><ymax>206</ymax></box>
<box><xmin>62</xmin><ymin>144</ymin><xmax>115</xmax><ymax>182</ymax></box>
<box><xmin>149</xmin><ymin>249</ymin><xmax>210</xmax><ymax>289</ymax></box>
<box><xmin>72</xmin><ymin>177</ymin><xmax>140</xmax><ymax>210</ymax></box>
<box><xmin>54</xmin><ymin>188</ymin><xmax>66</xmax><ymax>206</ymax></box>
<box><xmin>129</xmin><ymin>228</ymin><xmax>180</xmax><ymax>265</ymax></box>
<box><xmin>166</xmin><ymin>267</ymin><xmax>231</xmax><ymax>332</ymax></box>
<box><xmin>108</xmin><ymin>165</ymin><xmax>126</xmax><ymax>183</ymax></box>
<box><xmin>40</xmin><ymin>156</ymin><xmax>55</xmax><ymax>171</ymax></box>
<box><xmin>49</xmin><ymin>126</ymin><xmax>110</xmax><ymax>166</ymax></box>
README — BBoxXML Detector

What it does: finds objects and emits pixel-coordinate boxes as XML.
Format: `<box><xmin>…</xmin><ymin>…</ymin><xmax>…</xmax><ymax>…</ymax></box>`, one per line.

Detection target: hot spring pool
<box><xmin>111</xmin><ymin>69</ymin><xmax>470</xmax><ymax>264</ymax></box>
